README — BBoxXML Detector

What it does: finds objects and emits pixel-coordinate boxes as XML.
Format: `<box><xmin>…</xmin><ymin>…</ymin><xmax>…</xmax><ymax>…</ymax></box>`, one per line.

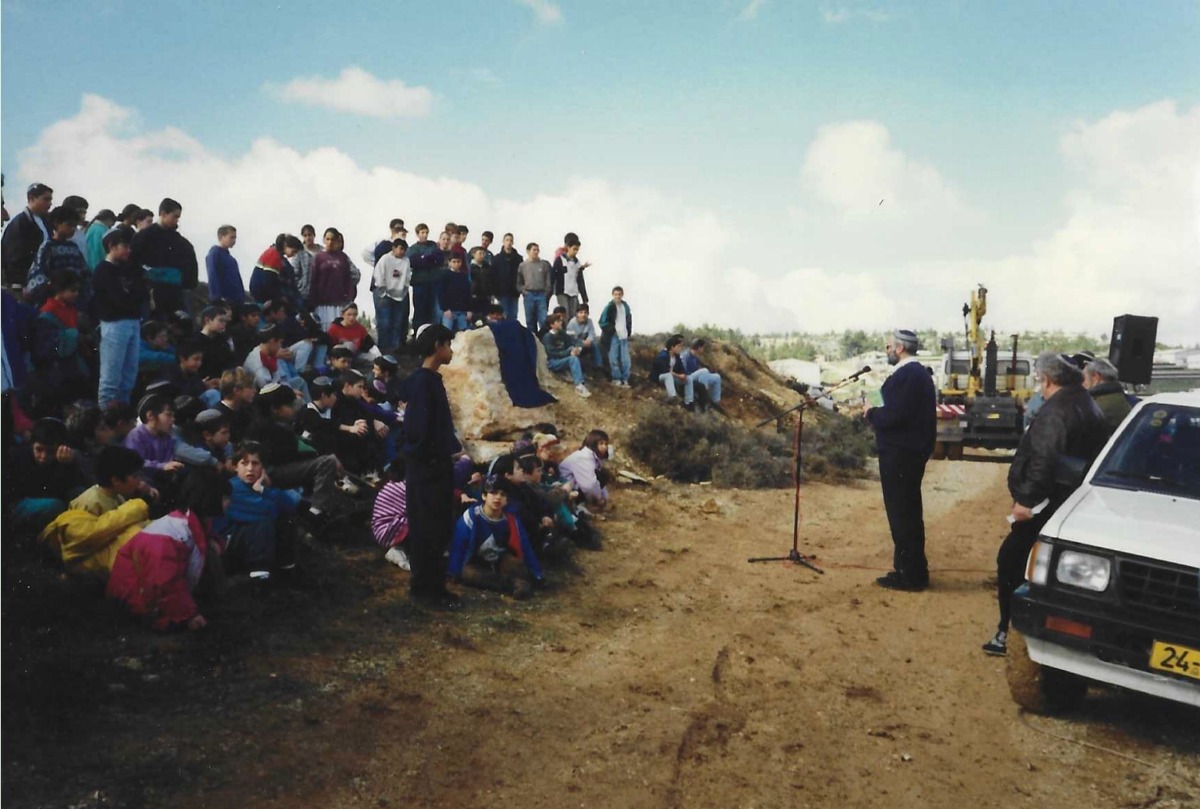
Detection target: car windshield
<box><xmin>1091</xmin><ymin>404</ymin><xmax>1200</xmax><ymax>501</ymax></box>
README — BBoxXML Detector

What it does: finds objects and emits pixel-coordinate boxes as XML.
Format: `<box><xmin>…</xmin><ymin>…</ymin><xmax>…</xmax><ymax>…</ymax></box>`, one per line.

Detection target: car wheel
<box><xmin>1006</xmin><ymin>628</ymin><xmax>1089</xmax><ymax>714</ymax></box>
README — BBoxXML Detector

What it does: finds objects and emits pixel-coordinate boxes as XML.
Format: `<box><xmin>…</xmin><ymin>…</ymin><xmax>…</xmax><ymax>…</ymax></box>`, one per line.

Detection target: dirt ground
<box><xmin>5</xmin><ymin>450</ymin><xmax>1199</xmax><ymax>809</ymax></box>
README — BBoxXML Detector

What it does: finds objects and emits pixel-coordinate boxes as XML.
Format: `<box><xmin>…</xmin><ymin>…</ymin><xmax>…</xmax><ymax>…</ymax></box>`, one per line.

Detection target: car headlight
<box><xmin>1026</xmin><ymin>538</ymin><xmax>1054</xmax><ymax>585</ymax></box>
<box><xmin>1055</xmin><ymin>551</ymin><xmax>1112</xmax><ymax>592</ymax></box>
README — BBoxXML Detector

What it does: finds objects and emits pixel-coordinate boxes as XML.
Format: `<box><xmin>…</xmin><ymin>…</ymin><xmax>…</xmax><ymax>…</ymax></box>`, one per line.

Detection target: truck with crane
<box><xmin>933</xmin><ymin>284</ymin><xmax>1036</xmax><ymax>460</ymax></box>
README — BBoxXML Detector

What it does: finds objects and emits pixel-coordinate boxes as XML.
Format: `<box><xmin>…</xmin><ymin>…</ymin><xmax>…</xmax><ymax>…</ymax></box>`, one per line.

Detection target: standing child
<box><xmin>437</xmin><ymin>255</ymin><xmax>474</xmax><ymax>335</ymax></box>
<box><xmin>550</xmin><ymin>234</ymin><xmax>591</xmax><ymax>320</ymax></box>
<box><xmin>599</xmin><ymin>286</ymin><xmax>633</xmax><ymax>387</ymax></box>
<box><xmin>516</xmin><ymin>242</ymin><xmax>552</xmax><ymax>334</ymax></box>
<box><xmin>402</xmin><ymin>324</ymin><xmax>463</xmax><ymax>608</ymax></box>
<box><xmin>492</xmin><ymin>233</ymin><xmax>522</xmax><ymax>322</ymax></box>
<box><xmin>92</xmin><ymin>228</ymin><xmax>148</xmax><ymax>408</ymax></box>
<box><xmin>27</xmin><ymin>206</ymin><xmax>88</xmax><ymax>308</ymax></box>
<box><xmin>372</xmin><ymin>238</ymin><xmax>411</xmax><ymax>354</ymax></box>
<box><xmin>205</xmin><ymin>225</ymin><xmax>244</xmax><ymax>304</ymax></box>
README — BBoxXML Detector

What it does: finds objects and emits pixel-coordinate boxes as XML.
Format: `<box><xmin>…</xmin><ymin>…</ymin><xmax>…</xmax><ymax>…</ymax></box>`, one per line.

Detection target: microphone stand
<box><xmin>747</xmin><ymin>370</ymin><xmax>869</xmax><ymax>574</ymax></box>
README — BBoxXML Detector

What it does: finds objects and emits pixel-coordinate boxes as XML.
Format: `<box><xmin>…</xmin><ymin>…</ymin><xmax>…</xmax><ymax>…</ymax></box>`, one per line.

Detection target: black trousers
<box><xmin>878</xmin><ymin>447</ymin><xmax>929</xmax><ymax>584</ymax></box>
<box><xmin>995</xmin><ymin>507</ymin><xmax>1054</xmax><ymax>633</ymax></box>
<box><xmin>225</xmin><ymin>517</ymin><xmax>297</xmax><ymax>574</ymax></box>
<box><xmin>406</xmin><ymin>457</ymin><xmax>455</xmax><ymax>595</ymax></box>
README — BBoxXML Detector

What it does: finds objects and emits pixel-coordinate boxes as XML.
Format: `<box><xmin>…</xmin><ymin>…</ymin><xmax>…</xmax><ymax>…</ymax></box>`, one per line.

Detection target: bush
<box><xmin>625</xmin><ymin>404</ymin><xmax>872</xmax><ymax>488</ymax></box>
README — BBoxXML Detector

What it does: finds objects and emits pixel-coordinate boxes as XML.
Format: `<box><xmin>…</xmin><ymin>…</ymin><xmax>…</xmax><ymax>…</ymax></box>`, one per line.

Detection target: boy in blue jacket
<box><xmin>447</xmin><ymin>476</ymin><xmax>543</xmax><ymax>599</ymax></box>
<box><xmin>205</xmin><ymin>225</ymin><xmax>244</xmax><ymax>304</ymax></box>
<box><xmin>224</xmin><ymin>441</ymin><xmax>300</xmax><ymax>583</ymax></box>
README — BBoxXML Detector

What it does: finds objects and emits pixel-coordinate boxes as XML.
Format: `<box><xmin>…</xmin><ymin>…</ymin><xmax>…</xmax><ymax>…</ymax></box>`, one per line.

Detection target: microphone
<box><xmin>848</xmin><ymin>365</ymin><xmax>871</xmax><ymax>381</ymax></box>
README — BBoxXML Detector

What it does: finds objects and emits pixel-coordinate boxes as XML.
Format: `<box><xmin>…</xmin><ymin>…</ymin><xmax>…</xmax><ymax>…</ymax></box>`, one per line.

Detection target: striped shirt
<box><xmin>371</xmin><ymin>481</ymin><xmax>409</xmax><ymax>548</ymax></box>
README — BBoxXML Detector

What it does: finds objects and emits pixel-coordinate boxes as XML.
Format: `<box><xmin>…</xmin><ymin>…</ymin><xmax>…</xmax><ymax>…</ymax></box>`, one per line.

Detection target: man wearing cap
<box><xmin>865</xmin><ymin>329</ymin><xmax>937</xmax><ymax>592</ymax></box>
<box><xmin>2</xmin><ymin>182</ymin><xmax>53</xmax><ymax>293</ymax></box>
<box><xmin>1082</xmin><ymin>357</ymin><xmax>1132</xmax><ymax>432</ymax></box>
<box><xmin>982</xmin><ymin>351</ymin><xmax>1108</xmax><ymax>655</ymax></box>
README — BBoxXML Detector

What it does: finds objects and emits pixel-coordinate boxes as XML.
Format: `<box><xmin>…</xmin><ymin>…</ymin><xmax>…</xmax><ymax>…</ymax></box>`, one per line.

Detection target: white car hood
<box><xmin>1049</xmin><ymin>485</ymin><xmax>1200</xmax><ymax>569</ymax></box>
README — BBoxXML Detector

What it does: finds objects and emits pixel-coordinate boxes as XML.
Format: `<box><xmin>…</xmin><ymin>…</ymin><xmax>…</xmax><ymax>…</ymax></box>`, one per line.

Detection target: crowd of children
<box><xmin>0</xmin><ymin>187</ymin><xmax>666</xmax><ymax>627</ymax></box>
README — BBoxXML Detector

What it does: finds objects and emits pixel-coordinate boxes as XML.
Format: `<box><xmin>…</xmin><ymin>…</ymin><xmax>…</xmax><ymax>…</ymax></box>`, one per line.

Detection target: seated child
<box><xmin>223</xmin><ymin>441</ymin><xmax>300</xmax><ymax>584</ymax></box>
<box><xmin>298</xmin><ymin>376</ymin><xmax>341</xmax><ymax>456</ymax></box>
<box><xmin>39</xmin><ymin>446</ymin><xmax>152</xmax><ymax>577</ymax></box>
<box><xmin>447</xmin><ymin>476</ymin><xmax>543</xmax><ymax>599</ymax></box>
<box><xmin>559</xmin><ymin>429</ymin><xmax>611</xmax><ymax>510</ymax></box>
<box><xmin>331</xmin><ymin>370</ymin><xmax>393</xmax><ymax>475</ymax></box>
<box><xmin>106</xmin><ymin>469</ymin><xmax>230</xmax><ymax>631</ymax></box>
<box><xmin>542</xmin><ymin>312</ymin><xmax>591</xmax><ymax>398</ymax></box>
<box><xmin>138</xmin><ymin>320</ymin><xmax>176</xmax><ymax>375</ymax></box>
<box><xmin>371</xmin><ymin>459</ymin><xmax>411</xmax><ymax>570</ymax></box>
<box><xmin>313</xmin><ymin>344</ymin><xmax>355</xmax><ymax>379</ymax></box>
<box><xmin>493</xmin><ymin>452</ymin><xmax>571</xmax><ymax>562</ymax></box>
<box><xmin>565</xmin><ymin>303</ymin><xmax>604</xmax><ymax>370</ymax></box>
<box><xmin>176</xmin><ymin>408</ymin><xmax>234</xmax><ymax>473</ymax></box>
<box><xmin>243</xmin><ymin>323</ymin><xmax>310</xmax><ymax>400</ymax></box>
<box><xmin>327</xmin><ymin>303</ymin><xmax>379</xmax><ymax>369</ymax></box>
<box><xmin>124</xmin><ymin>394</ymin><xmax>185</xmax><ymax>502</ymax></box>
<box><xmin>651</xmin><ymin>334</ymin><xmax>695</xmax><ymax>410</ymax></box>
<box><xmin>216</xmin><ymin>367</ymin><xmax>257</xmax><ymax>445</ymax></box>
<box><xmin>163</xmin><ymin>339</ymin><xmax>211</xmax><ymax>402</ymax></box>
<box><xmin>8</xmin><ymin>417</ymin><xmax>89</xmax><ymax>538</ymax></box>
<box><xmin>228</xmin><ymin>302</ymin><xmax>263</xmax><ymax>360</ymax></box>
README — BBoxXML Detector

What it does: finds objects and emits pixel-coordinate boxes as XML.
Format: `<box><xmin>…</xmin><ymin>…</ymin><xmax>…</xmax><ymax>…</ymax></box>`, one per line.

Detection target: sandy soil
<box><xmin>10</xmin><ymin>453</ymin><xmax>1196</xmax><ymax>809</ymax></box>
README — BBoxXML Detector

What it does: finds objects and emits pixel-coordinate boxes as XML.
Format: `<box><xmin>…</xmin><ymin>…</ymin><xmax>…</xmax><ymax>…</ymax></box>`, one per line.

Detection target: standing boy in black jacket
<box><xmin>93</xmin><ymin>227</ymin><xmax>149</xmax><ymax>409</ymax></box>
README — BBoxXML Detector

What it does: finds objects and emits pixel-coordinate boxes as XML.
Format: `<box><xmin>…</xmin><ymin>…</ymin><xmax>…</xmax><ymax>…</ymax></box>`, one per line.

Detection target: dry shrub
<box><xmin>626</xmin><ymin>404</ymin><xmax>872</xmax><ymax>488</ymax></box>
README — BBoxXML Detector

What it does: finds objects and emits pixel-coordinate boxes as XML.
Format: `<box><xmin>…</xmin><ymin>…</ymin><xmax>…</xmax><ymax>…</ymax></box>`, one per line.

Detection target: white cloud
<box><xmin>13</xmin><ymin>95</ymin><xmax>1200</xmax><ymax>346</ymax></box>
<box><xmin>738</xmin><ymin>0</ymin><xmax>768</xmax><ymax>21</ymax></box>
<box><xmin>514</xmin><ymin>0</ymin><xmax>562</xmax><ymax>25</ymax></box>
<box><xmin>265</xmin><ymin>66</ymin><xmax>432</xmax><ymax>119</ymax></box>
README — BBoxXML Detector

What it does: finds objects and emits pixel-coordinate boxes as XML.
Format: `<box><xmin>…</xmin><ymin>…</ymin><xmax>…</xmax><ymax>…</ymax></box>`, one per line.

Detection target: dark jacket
<box><xmin>401</xmin><ymin>368</ymin><xmax>461</xmax><ymax>463</ymax></box>
<box><xmin>550</xmin><ymin>255</ymin><xmax>588</xmax><ymax>302</ymax></box>
<box><xmin>92</xmin><ymin>260</ymin><xmax>149</xmax><ymax>322</ymax></box>
<box><xmin>244</xmin><ymin>415</ymin><xmax>310</xmax><ymax>468</ymax></box>
<box><xmin>1008</xmin><ymin>384</ymin><xmax>1108</xmax><ymax>509</ymax></box>
<box><xmin>249</xmin><ymin>266</ymin><xmax>284</xmax><ymax>305</ymax></box>
<box><xmin>2</xmin><ymin>209</ymin><xmax>48</xmax><ymax>287</ymax></box>
<box><xmin>198</xmin><ymin>331</ymin><xmax>236</xmax><ymax>380</ymax></box>
<box><xmin>866</xmin><ymin>359</ymin><xmax>937</xmax><ymax>457</ymax></box>
<box><xmin>407</xmin><ymin>241</ymin><xmax>444</xmax><ymax>286</ymax></box>
<box><xmin>437</xmin><ymin>270</ymin><xmax>474</xmax><ymax>312</ymax></box>
<box><xmin>542</xmin><ymin>328</ymin><xmax>578</xmax><ymax>361</ymax></box>
<box><xmin>598</xmin><ymin>300</ymin><xmax>632</xmax><ymax>338</ymax></box>
<box><xmin>650</xmin><ymin>348</ymin><xmax>684</xmax><ymax>381</ymax></box>
<box><xmin>1088</xmin><ymin>381</ymin><xmax>1132</xmax><ymax>433</ymax></box>
<box><xmin>131</xmin><ymin>224</ymin><xmax>199</xmax><ymax>289</ymax></box>
<box><xmin>492</xmin><ymin>247</ymin><xmax>522</xmax><ymax>297</ymax></box>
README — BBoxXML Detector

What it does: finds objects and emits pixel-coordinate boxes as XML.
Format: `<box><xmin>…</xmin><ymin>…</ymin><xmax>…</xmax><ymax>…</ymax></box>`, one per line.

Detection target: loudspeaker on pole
<box><xmin>1108</xmin><ymin>315</ymin><xmax>1158</xmax><ymax>385</ymax></box>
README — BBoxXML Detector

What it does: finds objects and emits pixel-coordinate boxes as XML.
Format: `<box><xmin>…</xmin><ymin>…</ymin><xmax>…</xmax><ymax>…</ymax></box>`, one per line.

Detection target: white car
<box><xmin>1007</xmin><ymin>391</ymin><xmax>1200</xmax><ymax>713</ymax></box>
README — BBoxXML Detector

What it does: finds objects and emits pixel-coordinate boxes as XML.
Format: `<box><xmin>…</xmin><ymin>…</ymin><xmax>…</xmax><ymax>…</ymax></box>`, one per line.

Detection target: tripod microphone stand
<box><xmin>746</xmin><ymin>367</ymin><xmax>870</xmax><ymax>574</ymax></box>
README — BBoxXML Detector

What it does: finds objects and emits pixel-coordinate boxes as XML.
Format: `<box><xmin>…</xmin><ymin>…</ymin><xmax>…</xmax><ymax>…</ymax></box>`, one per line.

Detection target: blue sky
<box><xmin>4</xmin><ymin>0</ymin><xmax>1199</xmax><ymax>340</ymax></box>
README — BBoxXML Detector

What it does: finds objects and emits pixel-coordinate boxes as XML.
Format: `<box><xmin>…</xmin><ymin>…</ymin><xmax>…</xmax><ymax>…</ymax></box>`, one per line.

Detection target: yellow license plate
<box><xmin>1149</xmin><ymin>641</ymin><xmax>1200</xmax><ymax>680</ymax></box>
<box><xmin>986</xmin><ymin>413</ymin><xmax>1001</xmax><ymax>420</ymax></box>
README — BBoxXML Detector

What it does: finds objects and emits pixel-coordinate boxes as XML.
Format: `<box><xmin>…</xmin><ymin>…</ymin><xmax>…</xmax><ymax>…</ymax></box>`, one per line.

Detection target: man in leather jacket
<box><xmin>983</xmin><ymin>352</ymin><xmax>1109</xmax><ymax>655</ymax></box>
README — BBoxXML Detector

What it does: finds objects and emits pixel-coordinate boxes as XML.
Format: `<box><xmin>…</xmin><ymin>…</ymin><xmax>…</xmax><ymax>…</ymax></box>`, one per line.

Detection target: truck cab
<box><xmin>1007</xmin><ymin>392</ymin><xmax>1200</xmax><ymax>712</ymax></box>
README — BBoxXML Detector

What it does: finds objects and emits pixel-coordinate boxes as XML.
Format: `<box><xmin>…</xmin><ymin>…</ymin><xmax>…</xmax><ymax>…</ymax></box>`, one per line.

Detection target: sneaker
<box><xmin>982</xmin><ymin>631</ymin><xmax>1008</xmax><ymax>656</ymax></box>
<box><xmin>683</xmin><ymin>401</ymin><xmax>696</xmax><ymax>413</ymax></box>
<box><xmin>385</xmin><ymin>546</ymin><xmax>411</xmax><ymax>571</ymax></box>
<box><xmin>337</xmin><ymin>476</ymin><xmax>360</xmax><ymax>496</ymax></box>
<box><xmin>575</xmin><ymin>384</ymin><xmax>591</xmax><ymax>398</ymax></box>
<box><xmin>362</xmin><ymin>471</ymin><xmax>383</xmax><ymax>487</ymax></box>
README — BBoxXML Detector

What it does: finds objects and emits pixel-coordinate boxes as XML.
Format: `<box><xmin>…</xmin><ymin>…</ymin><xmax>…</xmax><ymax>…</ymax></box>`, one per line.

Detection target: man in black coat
<box><xmin>865</xmin><ymin>329</ymin><xmax>937</xmax><ymax>591</ymax></box>
<box><xmin>982</xmin><ymin>352</ymin><xmax>1108</xmax><ymax>655</ymax></box>
<box><xmin>2</xmin><ymin>182</ymin><xmax>53</xmax><ymax>291</ymax></box>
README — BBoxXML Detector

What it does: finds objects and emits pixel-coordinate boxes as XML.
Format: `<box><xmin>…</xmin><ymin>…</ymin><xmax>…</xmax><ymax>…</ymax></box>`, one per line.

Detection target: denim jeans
<box><xmin>688</xmin><ymin>368</ymin><xmax>722</xmax><ymax>403</ymax></box>
<box><xmin>99</xmin><ymin>319</ymin><xmax>141</xmax><ymax>408</ymax></box>
<box><xmin>523</xmin><ymin>293</ymin><xmax>548</xmax><ymax>332</ymax></box>
<box><xmin>660</xmin><ymin>372</ymin><xmax>694</xmax><ymax>403</ymax></box>
<box><xmin>498</xmin><ymin>296</ymin><xmax>520</xmax><ymax>323</ymax></box>
<box><xmin>608</xmin><ymin>338</ymin><xmax>631</xmax><ymax>382</ymax></box>
<box><xmin>548</xmin><ymin>355</ymin><xmax>585</xmax><ymax>385</ymax></box>
<box><xmin>374</xmin><ymin>292</ymin><xmax>409</xmax><ymax>351</ymax></box>
<box><xmin>442</xmin><ymin>311</ymin><xmax>470</xmax><ymax>334</ymax></box>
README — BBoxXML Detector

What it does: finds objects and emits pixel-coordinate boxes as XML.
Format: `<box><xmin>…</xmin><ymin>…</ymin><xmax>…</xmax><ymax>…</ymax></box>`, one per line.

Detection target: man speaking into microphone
<box><xmin>864</xmin><ymin>329</ymin><xmax>937</xmax><ymax>591</ymax></box>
